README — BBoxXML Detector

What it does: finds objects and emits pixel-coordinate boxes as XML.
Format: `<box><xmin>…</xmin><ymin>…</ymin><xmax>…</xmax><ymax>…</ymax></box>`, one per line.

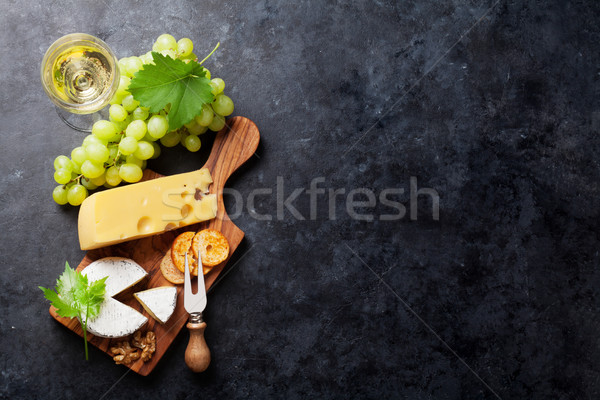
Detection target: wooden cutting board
<box><xmin>49</xmin><ymin>116</ymin><xmax>260</xmax><ymax>375</ymax></box>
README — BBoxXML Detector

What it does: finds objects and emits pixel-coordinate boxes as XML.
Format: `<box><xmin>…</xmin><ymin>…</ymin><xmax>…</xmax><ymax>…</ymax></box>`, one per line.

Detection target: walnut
<box><xmin>110</xmin><ymin>340</ymin><xmax>141</xmax><ymax>365</ymax></box>
<box><xmin>110</xmin><ymin>330</ymin><xmax>156</xmax><ymax>365</ymax></box>
<box><xmin>131</xmin><ymin>330</ymin><xmax>157</xmax><ymax>362</ymax></box>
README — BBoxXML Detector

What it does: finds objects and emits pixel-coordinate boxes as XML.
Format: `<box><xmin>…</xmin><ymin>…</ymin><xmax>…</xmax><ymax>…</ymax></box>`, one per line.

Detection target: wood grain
<box><xmin>49</xmin><ymin>116</ymin><xmax>260</xmax><ymax>375</ymax></box>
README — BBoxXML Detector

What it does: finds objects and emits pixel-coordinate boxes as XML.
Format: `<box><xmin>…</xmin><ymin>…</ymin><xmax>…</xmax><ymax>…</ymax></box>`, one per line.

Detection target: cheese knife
<box><xmin>184</xmin><ymin>253</ymin><xmax>210</xmax><ymax>372</ymax></box>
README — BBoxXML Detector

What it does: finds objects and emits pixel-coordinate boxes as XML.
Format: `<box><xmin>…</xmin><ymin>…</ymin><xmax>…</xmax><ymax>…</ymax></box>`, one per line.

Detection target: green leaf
<box><xmin>128</xmin><ymin>52</ymin><xmax>214</xmax><ymax>131</ymax></box>
<box><xmin>84</xmin><ymin>276</ymin><xmax>108</xmax><ymax>319</ymax></box>
<box><xmin>39</xmin><ymin>286</ymin><xmax>79</xmax><ymax>318</ymax></box>
<box><xmin>39</xmin><ymin>262</ymin><xmax>107</xmax><ymax>361</ymax></box>
<box><xmin>56</xmin><ymin>262</ymin><xmax>79</xmax><ymax>304</ymax></box>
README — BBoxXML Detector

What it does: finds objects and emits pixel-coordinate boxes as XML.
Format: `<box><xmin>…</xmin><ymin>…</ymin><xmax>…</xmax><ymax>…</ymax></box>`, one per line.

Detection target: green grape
<box><xmin>111</xmin><ymin>118</ymin><xmax>128</xmax><ymax>134</ymax></box>
<box><xmin>179</xmin><ymin>131</ymin><xmax>189</xmax><ymax>146</ymax></box>
<box><xmin>52</xmin><ymin>185</ymin><xmax>68</xmax><ymax>205</ymax></box>
<box><xmin>116</xmin><ymin>76</ymin><xmax>131</xmax><ymax>96</ymax></box>
<box><xmin>160</xmin><ymin>131</ymin><xmax>181</xmax><ymax>147</ymax></box>
<box><xmin>54</xmin><ymin>169</ymin><xmax>72</xmax><ymax>185</ymax></box>
<box><xmin>90</xmin><ymin>174</ymin><xmax>106</xmax><ymax>186</ymax></box>
<box><xmin>210</xmin><ymin>78</ymin><xmax>225</xmax><ymax>95</ymax></box>
<box><xmin>147</xmin><ymin>115</ymin><xmax>169</xmax><ymax>139</ymax></box>
<box><xmin>105</xmin><ymin>166</ymin><xmax>122</xmax><ymax>186</ymax></box>
<box><xmin>188</xmin><ymin>122</ymin><xmax>208</xmax><ymax>135</ymax></box>
<box><xmin>119</xmin><ymin>136</ymin><xmax>138</xmax><ymax>155</ymax></box>
<box><xmin>67</xmin><ymin>184</ymin><xmax>88</xmax><ymax>206</ymax></box>
<box><xmin>122</xmin><ymin>94</ymin><xmax>140</xmax><ymax>112</ymax></box>
<box><xmin>110</xmin><ymin>92</ymin><xmax>126</xmax><ymax>105</ymax></box>
<box><xmin>132</xmin><ymin>107</ymin><xmax>149</xmax><ymax>121</ymax></box>
<box><xmin>109</xmin><ymin>104</ymin><xmax>128</xmax><ymax>122</ymax></box>
<box><xmin>212</xmin><ymin>94</ymin><xmax>234</xmax><ymax>116</ymax></box>
<box><xmin>71</xmin><ymin>161</ymin><xmax>82</xmax><ymax>174</ymax></box>
<box><xmin>150</xmin><ymin>142</ymin><xmax>161</xmax><ymax>159</ymax></box>
<box><xmin>113</xmin><ymin>114</ymin><xmax>133</xmax><ymax>134</ymax></box>
<box><xmin>117</xmin><ymin>59</ymin><xmax>127</xmax><ymax>76</ymax></box>
<box><xmin>195</xmin><ymin>104</ymin><xmax>214</xmax><ymax>126</ymax></box>
<box><xmin>142</xmin><ymin>131</ymin><xmax>157</xmax><ymax>142</ymax></box>
<box><xmin>160</xmin><ymin>49</ymin><xmax>177</xmax><ymax>59</ymax></box>
<box><xmin>208</xmin><ymin>114</ymin><xmax>225</xmax><ymax>132</ymax></box>
<box><xmin>184</xmin><ymin>135</ymin><xmax>201</xmax><ymax>152</ymax></box>
<box><xmin>53</xmin><ymin>155</ymin><xmax>73</xmax><ymax>171</ymax></box>
<box><xmin>134</xmin><ymin>141</ymin><xmax>154</xmax><ymax>160</ymax></box>
<box><xmin>139</xmin><ymin>51</ymin><xmax>153</xmax><ymax>65</ymax></box>
<box><xmin>203</xmin><ymin>68</ymin><xmax>211</xmax><ymax>80</ymax></box>
<box><xmin>153</xmin><ymin>34</ymin><xmax>177</xmax><ymax>52</ymax></box>
<box><xmin>83</xmin><ymin>134</ymin><xmax>108</xmax><ymax>148</ymax></box>
<box><xmin>125</xmin><ymin>154</ymin><xmax>143</xmax><ymax>168</ymax></box>
<box><xmin>108</xmin><ymin>145</ymin><xmax>120</xmax><ymax>162</ymax></box>
<box><xmin>81</xmin><ymin>178</ymin><xmax>98</xmax><ymax>190</ymax></box>
<box><xmin>177</xmin><ymin>38</ymin><xmax>194</xmax><ymax>57</ymax></box>
<box><xmin>81</xmin><ymin>160</ymin><xmax>105</xmax><ymax>179</ymax></box>
<box><xmin>85</xmin><ymin>143</ymin><xmax>110</xmax><ymax>163</ymax></box>
<box><xmin>125</xmin><ymin>120</ymin><xmax>147</xmax><ymax>140</ymax></box>
<box><xmin>122</xmin><ymin>56</ymin><xmax>143</xmax><ymax>77</ymax></box>
<box><xmin>180</xmin><ymin>52</ymin><xmax>197</xmax><ymax>63</ymax></box>
<box><xmin>92</xmin><ymin>120</ymin><xmax>117</xmax><ymax>140</ymax></box>
<box><xmin>119</xmin><ymin>163</ymin><xmax>143</xmax><ymax>183</ymax></box>
<box><xmin>71</xmin><ymin>147</ymin><xmax>87</xmax><ymax>165</ymax></box>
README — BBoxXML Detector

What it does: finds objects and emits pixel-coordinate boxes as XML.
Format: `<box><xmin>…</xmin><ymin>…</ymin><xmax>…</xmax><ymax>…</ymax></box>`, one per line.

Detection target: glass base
<box><xmin>55</xmin><ymin>106</ymin><xmax>109</xmax><ymax>133</ymax></box>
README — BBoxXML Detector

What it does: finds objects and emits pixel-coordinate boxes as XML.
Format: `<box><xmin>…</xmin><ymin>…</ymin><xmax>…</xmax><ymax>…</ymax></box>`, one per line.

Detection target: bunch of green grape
<box><xmin>52</xmin><ymin>34</ymin><xmax>235</xmax><ymax>206</ymax></box>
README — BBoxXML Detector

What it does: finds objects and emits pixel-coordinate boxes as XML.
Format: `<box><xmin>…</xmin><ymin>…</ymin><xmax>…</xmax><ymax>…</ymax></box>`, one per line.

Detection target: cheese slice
<box><xmin>134</xmin><ymin>286</ymin><xmax>177</xmax><ymax>324</ymax></box>
<box><xmin>82</xmin><ymin>257</ymin><xmax>147</xmax><ymax>297</ymax></box>
<box><xmin>86</xmin><ymin>298</ymin><xmax>148</xmax><ymax>338</ymax></box>
<box><xmin>78</xmin><ymin>168</ymin><xmax>217</xmax><ymax>250</ymax></box>
<box><xmin>81</xmin><ymin>257</ymin><xmax>149</xmax><ymax>338</ymax></box>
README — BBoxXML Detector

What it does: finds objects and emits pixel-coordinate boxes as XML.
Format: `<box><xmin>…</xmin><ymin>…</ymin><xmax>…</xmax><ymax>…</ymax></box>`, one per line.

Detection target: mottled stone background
<box><xmin>1</xmin><ymin>0</ymin><xmax>599</xmax><ymax>399</ymax></box>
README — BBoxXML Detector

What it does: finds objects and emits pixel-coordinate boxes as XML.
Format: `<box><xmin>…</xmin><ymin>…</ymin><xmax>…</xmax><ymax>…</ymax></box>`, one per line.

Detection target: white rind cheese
<box><xmin>134</xmin><ymin>286</ymin><xmax>177</xmax><ymax>324</ymax></box>
<box><xmin>82</xmin><ymin>257</ymin><xmax>148</xmax><ymax>297</ymax></box>
<box><xmin>81</xmin><ymin>257</ymin><xmax>149</xmax><ymax>338</ymax></box>
<box><xmin>87</xmin><ymin>298</ymin><xmax>148</xmax><ymax>338</ymax></box>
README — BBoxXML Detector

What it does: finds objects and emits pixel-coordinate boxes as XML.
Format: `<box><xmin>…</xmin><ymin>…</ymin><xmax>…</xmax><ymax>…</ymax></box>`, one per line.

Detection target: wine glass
<box><xmin>40</xmin><ymin>33</ymin><xmax>120</xmax><ymax>132</ymax></box>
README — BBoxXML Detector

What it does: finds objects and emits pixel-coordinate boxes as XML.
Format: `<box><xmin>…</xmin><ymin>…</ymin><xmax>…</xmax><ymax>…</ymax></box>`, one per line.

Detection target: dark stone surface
<box><xmin>1</xmin><ymin>0</ymin><xmax>600</xmax><ymax>398</ymax></box>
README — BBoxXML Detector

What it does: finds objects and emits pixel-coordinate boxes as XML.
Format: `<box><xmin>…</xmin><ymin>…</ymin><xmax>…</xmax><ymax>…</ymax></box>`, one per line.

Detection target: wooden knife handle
<box><xmin>185</xmin><ymin>321</ymin><xmax>211</xmax><ymax>372</ymax></box>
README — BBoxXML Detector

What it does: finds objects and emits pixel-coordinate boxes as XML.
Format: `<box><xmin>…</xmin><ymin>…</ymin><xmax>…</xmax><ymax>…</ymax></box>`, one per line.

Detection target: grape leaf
<box><xmin>128</xmin><ymin>52</ymin><xmax>214</xmax><ymax>131</ymax></box>
<box><xmin>39</xmin><ymin>261</ymin><xmax>107</xmax><ymax>360</ymax></box>
<box><xmin>39</xmin><ymin>286</ymin><xmax>79</xmax><ymax>318</ymax></box>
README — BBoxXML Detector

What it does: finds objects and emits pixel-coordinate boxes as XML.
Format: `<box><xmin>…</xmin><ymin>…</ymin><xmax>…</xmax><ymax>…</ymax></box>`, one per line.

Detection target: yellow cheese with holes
<box><xmin>78</xmin><ymin>168</ymin><xmax>217</xmax><ymax>250</ymax></box>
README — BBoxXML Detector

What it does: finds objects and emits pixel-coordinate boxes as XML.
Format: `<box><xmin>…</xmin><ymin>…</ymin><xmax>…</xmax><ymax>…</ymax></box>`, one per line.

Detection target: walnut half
<box><xmin>132</xmin><ymin>330</ymin><xmax>157</xmax><ymax>362</ymax></box>
<box><xmin>110</xmin><ymin>341</ymin><xmax>141</xmax><ymax>365</ymax></box>
<box><xmin>110</xmin><ymin>330</ymin><xmax>156</xmax><ymax>365</ymax></box>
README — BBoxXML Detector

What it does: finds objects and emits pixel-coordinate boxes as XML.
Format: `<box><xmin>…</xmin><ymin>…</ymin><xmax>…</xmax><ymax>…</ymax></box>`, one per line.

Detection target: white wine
<box><xmin>41</xmin><ymin>34</ymin><xmax>119</xmax><ymax>114</ymax></box>
<box><xmin>53</xmin><ymin>45</ymin><xmax>112</xmax><ymax>107</ymax></box>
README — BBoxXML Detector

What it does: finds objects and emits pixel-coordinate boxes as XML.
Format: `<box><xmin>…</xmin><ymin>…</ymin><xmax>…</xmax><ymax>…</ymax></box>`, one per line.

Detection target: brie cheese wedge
<box><xmin>134</xmin><ymin>286</ymin><xmax>177</xmax><ymax>324</ymax></box>
<box><xmin>81</xmin><ymin>257</ymin><xmax>149</xmax><ymax>338</ymax></box>
<box><xmin>86</xmin><ymin>298</ymin><xmax>148</xmax><ymax>338</ymax></box>
<box><xmin>82</xmin><ymin>257</ymin><xmax>148</xmax><ymax>297</ymax></box>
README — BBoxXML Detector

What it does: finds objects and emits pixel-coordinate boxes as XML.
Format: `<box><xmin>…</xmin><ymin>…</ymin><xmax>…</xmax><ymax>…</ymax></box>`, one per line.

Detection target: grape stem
<box><xmin>198</xmin><ymin>42</ymin><xmax>220</xmax><ymax>65</ymax></box>
<box><xmin>63</xmin><ymin>174</ymin><xmax>84</xmax><ymax>188</ymax></box>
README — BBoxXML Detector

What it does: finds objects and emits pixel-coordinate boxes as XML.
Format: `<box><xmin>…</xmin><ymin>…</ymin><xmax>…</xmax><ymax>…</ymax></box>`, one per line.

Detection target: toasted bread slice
<box><xmin>192</xmin><ymin>229</ymin><xmax>229</xmax><ymax>269</ymax></box>
<box><xmin>160</xmin><ymin>249</ymin><xmax>185</xmax><ymax>284</ymax></box>
<box><xmin>171</xmin><ymin>231</ymin><xmax>198</xmax><ymax>276</ymax></box>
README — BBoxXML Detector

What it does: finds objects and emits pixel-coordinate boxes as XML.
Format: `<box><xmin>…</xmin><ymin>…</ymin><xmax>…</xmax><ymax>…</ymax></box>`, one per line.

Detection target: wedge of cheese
<box><xmin>78</xmin><ymin>168</ymin><xmax>217</xmax><ymax>250</ymax></box>
<box><xmin>86</xmin><ymin>298</ymin><xmax>148</xmax><ymax>338</ymax></box>
<box><xmin>82</xmin><ymin>257</ymin><xmax>149</xmax><ymax>338</ymax></box>
<box><xmin>134</xmin><ymin>286</ymin><xmax>177</xmax><ymax>324</ymax></box>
